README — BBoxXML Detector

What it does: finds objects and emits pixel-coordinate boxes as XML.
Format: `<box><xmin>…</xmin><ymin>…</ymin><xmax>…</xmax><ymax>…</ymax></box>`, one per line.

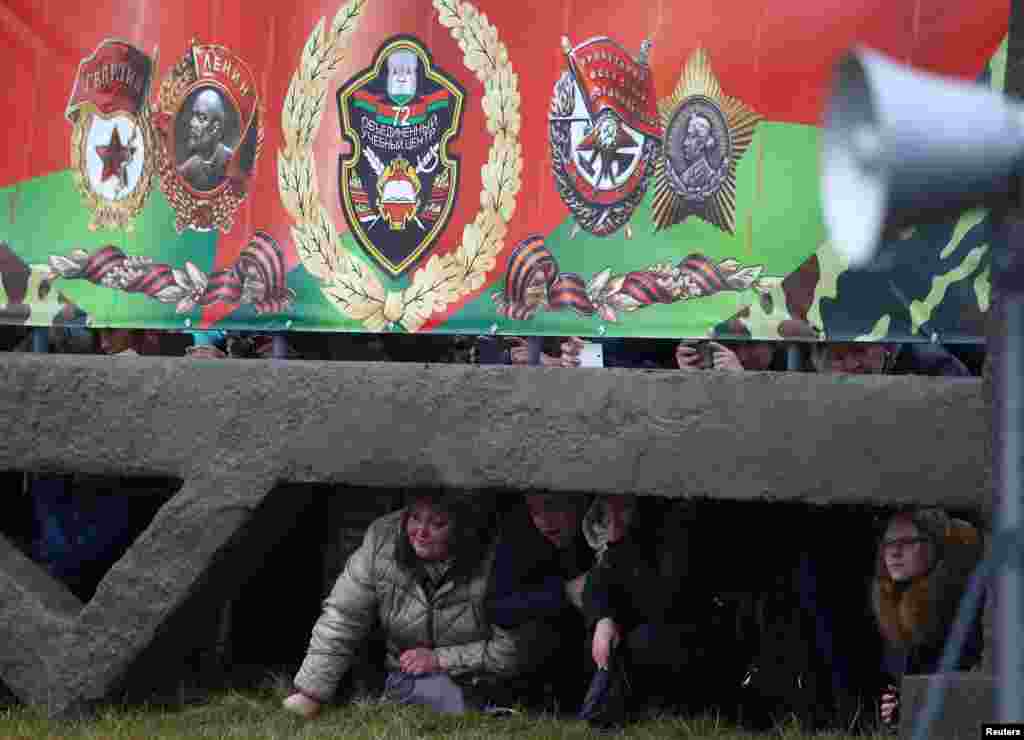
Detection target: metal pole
<box><xmin>527</xmin><ymin>336</ymin><xmax>543</xmax><ymax>366</ymax></box>
<box><xmin>271</xmin><ymin>334</ymin><xmax>288</xmax><ymax>359</ymax></box>
<box><xmin>998</xmin><ymin>259</ymin><xmax>1024</xmax><ymax>723</ymax></box>
<box><xmin>997</xmin><ymin>0</ymin><xmax>1024</xmax><ymax>720</ymax></box>
<box><xmin>785</xmin><ymin>343</ymin><xmax>802</xmax><ymax>371</ymax></box>
<box><xmin>31</xmin><ymin>327</ymin><xmax>48</xmax><ymax>353</ymax></box>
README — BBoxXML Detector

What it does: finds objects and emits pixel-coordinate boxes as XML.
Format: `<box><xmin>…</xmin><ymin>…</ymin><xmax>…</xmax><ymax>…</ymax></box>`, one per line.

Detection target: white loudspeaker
<box><xmin>822</xmin><ymin>47</ymin><xmax>1024</xmax><ymax>267</ymax></box>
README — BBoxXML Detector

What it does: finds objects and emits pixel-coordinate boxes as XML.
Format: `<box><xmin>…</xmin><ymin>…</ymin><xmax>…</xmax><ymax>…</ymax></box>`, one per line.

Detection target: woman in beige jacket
<box><xmin>284</xmin><ymin>491</ymin><xmax>524</xmax><ymax>718</ymax></box>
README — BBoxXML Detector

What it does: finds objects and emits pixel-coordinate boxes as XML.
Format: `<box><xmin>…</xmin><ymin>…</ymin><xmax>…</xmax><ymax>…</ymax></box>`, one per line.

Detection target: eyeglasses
<box><xmin>881</xmin><ymin>536</ymin><xmax>927</xmax><ymax>552</ymax></box>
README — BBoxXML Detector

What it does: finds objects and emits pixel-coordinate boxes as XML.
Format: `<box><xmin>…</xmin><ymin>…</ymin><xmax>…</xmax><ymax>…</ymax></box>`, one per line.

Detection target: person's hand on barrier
<box><xmin>400</xmin><ymin>647</ymin><xmax>441</xmax><ymax>675</ymax></box>
<box><xmin>283</xmin><ymin>692</ymin><xmax>321</xmax><ymax>718</ymax></box>
<box><xmin>675</xmin><ymin>342</ymin><xmax>703</xmax><ymax>370</ymax></box>
<box><xmin>709</xmin><ymin>342</ymin><xmax>745</xmax><ymax>372</ymax></box>
<box><xmin>880</xmin><ymin>684</ymin><xmax>900</xmax><ymax>725</ymax></box>
<box><xmin>508</xmin><ymin>337</ymin><xmax>562</xmax><ymax>366</ymax></box>
<box><xmin>592</xmin><ymin>617</ymin><xmax>622</xmax><ymax>670</ymax></box>
<box><xmin>565</xmin><ymin>573</ymin><xmax>586</xmax><ymax>610</ymax></box>
<box><xmin>186</xmin><ymin>345</ymin><xmax>227</xmax><ymax>360</ymax></box>
<box><xmin>559</xmin><ymin>337</ymin><xmax>584</xmax><ymax>368</ymax></box>
<box><xmin>508</xmin><ymin>337</ymin><xmax>530</xmax><ymax>365</ymax></box>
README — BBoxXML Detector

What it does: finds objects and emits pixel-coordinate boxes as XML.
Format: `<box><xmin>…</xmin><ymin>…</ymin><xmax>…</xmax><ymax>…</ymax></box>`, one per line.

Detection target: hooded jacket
<box><xmin>293</xmin><ymin>509</ymin><xmax>523</xmax><ymax>702</ymax></box>
<box><xmin>487</xmin><ymin>501</ymin><xmax>593</xmax><ymax>629</ymax></box>
<box><xmin>579</xmin><ymin>496</ymin><xmax>691</xmax><ymax>633</ymax></box>
<box><xmin>871</xmin><ymin>511</ymin><xmax>984</xmax><ymax>679</ymax></box>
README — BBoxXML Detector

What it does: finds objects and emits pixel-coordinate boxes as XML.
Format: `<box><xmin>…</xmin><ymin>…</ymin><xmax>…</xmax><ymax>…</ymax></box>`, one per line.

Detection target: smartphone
<box><xmin>577</xmin><ymin>342</ymin><xmax>604</xmax><ymax>368</ymax></box>
<box><xmin>698</xmin><ymin>341</ymin><xmax>715</xmax><ymax>369</ymax></box>
<box><xmin>679</xmin><ymin>340</ymin><xmax>714</xmax><ymax>369</ymax></box>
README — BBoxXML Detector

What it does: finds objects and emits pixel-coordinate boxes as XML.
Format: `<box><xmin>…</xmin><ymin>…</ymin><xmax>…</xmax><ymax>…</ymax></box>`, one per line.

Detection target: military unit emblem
<box><xmin>549</xmin><ymin>36</ymin><xmax>661</xmax><ymax>239</ymax></box>
<box><xmin>652</xmin><ymin>48</ymin><xmax>761</xmax><ymax>235</ymax></box>
<box><xmin>150</xmin><ymin>40</ymin><xmax>265</xmax><ymax>233</ymax></box>
<box><xmin>66</xmin><ymin>40</ymin><xmax>156</xmax><ymax>231</ymax></box>
<box><xmin>337</xmin><ymin>36</ymin><xmax>465</xmax><ymax>276</ymax></box>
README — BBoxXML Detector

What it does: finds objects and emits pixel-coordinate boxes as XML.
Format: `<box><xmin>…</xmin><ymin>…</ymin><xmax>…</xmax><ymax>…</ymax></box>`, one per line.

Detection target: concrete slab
<box><xmin>0</xmin><ymin>355</ymin><xmax>990</xmax><ymax>508</ymax></box>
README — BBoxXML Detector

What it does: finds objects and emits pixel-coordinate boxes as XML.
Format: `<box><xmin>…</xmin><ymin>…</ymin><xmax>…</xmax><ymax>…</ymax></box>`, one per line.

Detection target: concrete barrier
<box><xmin>0</xmin><ymin>354</ymin><xmax>990</xmax><ymax>715</ymax></box>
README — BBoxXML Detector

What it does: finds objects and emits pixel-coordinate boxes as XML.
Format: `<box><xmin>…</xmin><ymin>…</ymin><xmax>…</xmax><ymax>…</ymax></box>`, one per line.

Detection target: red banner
<box><xmin>65</xmin><ymin>40</ymin><xmax>152</xmax><ymax>120</ymax></box>
<box><xmin>568</xmin><ymin>37</ymin><xmax>660</xmax><ymax>138</ymax></box>
<box><xmin>0</xmin><ymin>0</ymin><xmax>1007</xmax><ymax>342</ymax></box>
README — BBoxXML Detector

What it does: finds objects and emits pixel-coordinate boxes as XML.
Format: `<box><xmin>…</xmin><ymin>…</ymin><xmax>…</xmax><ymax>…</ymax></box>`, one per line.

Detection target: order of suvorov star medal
<box><xmin>651</xmin><ymin>48</ymin><xmax>761</xmax><ymax>236</ymax></box>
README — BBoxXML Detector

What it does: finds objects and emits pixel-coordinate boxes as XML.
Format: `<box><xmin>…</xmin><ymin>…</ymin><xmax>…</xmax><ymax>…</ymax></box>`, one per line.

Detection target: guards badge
<box><xmin>549</xmin><ymin>36</ymin><xmax>661</xmax><ymax>239</ymax></box>
<box><xmin>66</xmin><ymin>40</ymin><xmax>155</xmax><ymax>231</ymax></box>
<box><xmin>337</xmin><ymin>36</ymin><xmax>466</xmax><ymax>277</ymax></box>
<box><xmin>151</xmin><ymin>40</ymin><xmax>265</xmax><ymax>233</ymax></box>
<box><xmin>651</xmin><ymin>48</ymin><xmax>761</xmax><ymax>235</ymax></box>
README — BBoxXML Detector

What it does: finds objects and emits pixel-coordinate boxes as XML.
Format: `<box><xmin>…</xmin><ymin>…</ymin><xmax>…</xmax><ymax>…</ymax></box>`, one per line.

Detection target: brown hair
<box><xmin>395</xmin><ymin>489</ymin><xmax>495</xmax><ymax>579</ymax></box>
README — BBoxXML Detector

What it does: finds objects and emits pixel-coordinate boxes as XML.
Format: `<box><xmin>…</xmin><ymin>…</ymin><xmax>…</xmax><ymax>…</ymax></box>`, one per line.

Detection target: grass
<box><xmin>0</xmin><ymin>679</ymin><xmax>893</xmax><ymax>740</ymax></box>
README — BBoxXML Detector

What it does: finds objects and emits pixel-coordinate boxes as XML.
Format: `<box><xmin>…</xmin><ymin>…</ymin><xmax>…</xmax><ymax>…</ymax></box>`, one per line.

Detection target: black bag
<box><xmin>578</xmin><ymin>646</ymin><xmax>631</xmax><ymax>730</ymax></box>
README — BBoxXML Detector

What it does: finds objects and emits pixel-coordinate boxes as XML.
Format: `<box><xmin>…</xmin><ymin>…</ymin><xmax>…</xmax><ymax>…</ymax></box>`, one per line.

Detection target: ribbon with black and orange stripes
<box><xmin>493</xmin><ymin>234</ymin><xmax>772</xmax><ymax>322</ymax></box>
<box><xmin>47</xmin><ymin>231</ymin><xmax>295</xmax><ymax>316</ymax></box>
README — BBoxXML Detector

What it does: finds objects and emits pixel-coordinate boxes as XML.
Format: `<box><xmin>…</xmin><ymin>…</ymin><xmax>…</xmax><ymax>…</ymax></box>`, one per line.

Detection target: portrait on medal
<box><xmin>173</xmin><ymin>85</ymin><xmax>242</xmax><ymax>192</ymax></box>
<box><xmin>651</xmin><ymin>49</ymin><xmax>761</xmax><ymax>235</ymax></box>
<box><xmin>664</xmin><ymin>97</ymin><xmax>731</xmax><ymax>204</ymax></box>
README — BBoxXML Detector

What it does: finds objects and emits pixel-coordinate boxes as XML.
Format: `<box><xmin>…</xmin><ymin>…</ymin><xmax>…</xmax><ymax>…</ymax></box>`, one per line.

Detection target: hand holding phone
<box><xmin>577</xmin><ymin>342</ymin><xmax>604</xmax><ymax>368</ymax></box>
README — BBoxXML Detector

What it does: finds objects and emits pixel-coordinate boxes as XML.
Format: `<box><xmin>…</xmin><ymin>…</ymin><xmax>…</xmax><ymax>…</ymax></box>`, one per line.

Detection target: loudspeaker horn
<box><xmin>822</xmin><ymin>47</ymin><xmax>1024</xmax><ymax>267</ymax></box>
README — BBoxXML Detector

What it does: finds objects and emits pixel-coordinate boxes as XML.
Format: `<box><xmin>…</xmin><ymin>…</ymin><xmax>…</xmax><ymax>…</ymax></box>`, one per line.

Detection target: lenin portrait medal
<box><xmin>652</xmin><ymin>48</ymin><xmax>761</xmax><ymax>235</ymax></box>
<box><xmin>337</xmin><ymin>36</ymin><xmax>466</xmax><ymax>277</ymax></box>
<box><xmin>152</xmin><ymin>40</ymin><xmax>265</xmax><ymax>233</ymax></box>
<box><xmin>66</xmin><ymin>40</ymin><xmax>156</xmax><ymax>231</ymax></box>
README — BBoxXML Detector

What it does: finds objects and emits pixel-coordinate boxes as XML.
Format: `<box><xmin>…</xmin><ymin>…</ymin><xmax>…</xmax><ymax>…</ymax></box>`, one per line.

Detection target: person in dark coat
<box><xmin>872</xmin><ymin>508</ymin><xmax>984</xmax><ymax>729</ymax></box>
<box><xmin>578</xmin><ymin>494</ymin><xmax>711</xmax><ymax>724</ymax></box>
<box><xmin>809</xmin><ymin>341</ymin><xmax>972</xmax><ymax>377</ymax></box>
<box><xmin>486</xmin><ymin>494</ymin><xmax>593</xmax><ymax>711</ymax></box>
<box><xmin>888</xmin><ymin>343</ymin><xmax>973</xmax><ymax>377</ymax></box>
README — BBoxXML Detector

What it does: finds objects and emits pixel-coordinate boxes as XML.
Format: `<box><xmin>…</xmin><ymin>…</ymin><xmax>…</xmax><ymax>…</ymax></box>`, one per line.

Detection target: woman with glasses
<box><xmin>872</xmin><ymin>509</ymin><xmax>984</xmax><ymax>729</ymax></box>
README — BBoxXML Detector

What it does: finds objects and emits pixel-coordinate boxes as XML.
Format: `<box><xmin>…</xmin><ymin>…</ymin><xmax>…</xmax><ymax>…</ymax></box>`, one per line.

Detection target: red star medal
<box><xmin>95</xmin><ymin>126</ymin><xmax>134</xmax><ymax>183</ymax></box>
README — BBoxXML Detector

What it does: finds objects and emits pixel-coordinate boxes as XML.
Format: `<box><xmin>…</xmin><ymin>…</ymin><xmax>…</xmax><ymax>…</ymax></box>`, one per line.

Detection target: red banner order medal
<box><xmin>549</xmin><ymin>36</ymin><xmax>662</xmax><ymax>239</ymax></box>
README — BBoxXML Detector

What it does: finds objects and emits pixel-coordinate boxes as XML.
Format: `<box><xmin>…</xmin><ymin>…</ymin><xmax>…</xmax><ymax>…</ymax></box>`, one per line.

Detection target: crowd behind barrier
<box><xmin>0</xmin><ymin>322</ymin><xmax>987</xmax><ymax>730</ymax></box>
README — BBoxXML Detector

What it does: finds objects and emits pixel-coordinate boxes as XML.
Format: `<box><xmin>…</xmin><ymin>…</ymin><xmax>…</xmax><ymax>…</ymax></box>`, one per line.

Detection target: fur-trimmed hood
<box><xmin>871</xmin><ymin>511</ymin><xmax>983</xmax><ymax>650</ymax></box>
<box><xmin>582</xmin><ymin>495</ymin><xmax>641</xmax><ymax>563</ymax></box>
<box><xmin>582</xmin><ymin>496</ymin><xmax>613</xmax><ymax>560</ymax></box>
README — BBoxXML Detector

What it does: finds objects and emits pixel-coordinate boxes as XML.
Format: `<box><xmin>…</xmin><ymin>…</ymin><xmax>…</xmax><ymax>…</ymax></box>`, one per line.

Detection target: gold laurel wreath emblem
<box><xmin>154</xmin><ymin>43</ymin><xmax>266</xmax><ymax>234</ymax></box>
<box><xmin>69</xmin><ymin>109</ymin><xmax>156</xmax><ymax>232</ymax></box>
<box><xmin>278</xmin><ymin>0</ymin><xmax>522</xmax><ymax>332</ymax></box>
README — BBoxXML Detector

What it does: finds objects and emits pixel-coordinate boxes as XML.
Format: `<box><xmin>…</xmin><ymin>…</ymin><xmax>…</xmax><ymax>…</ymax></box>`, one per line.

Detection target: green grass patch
<box><xmin>0</xmin><ymin>681</ymin><xmax>891</xmax><ymax>740</ymax></box>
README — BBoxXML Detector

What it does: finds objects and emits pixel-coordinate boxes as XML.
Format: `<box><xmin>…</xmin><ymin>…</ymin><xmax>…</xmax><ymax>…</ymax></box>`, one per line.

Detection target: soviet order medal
<box><xmin>652</xmin><ymin>48</ymin><xmax>761</xmax><ymax>236</ymax></box>
<box><xmin>549</xmin><ymin>36</ymin><xmax>661</xmax><ymax>239</ymax></box>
